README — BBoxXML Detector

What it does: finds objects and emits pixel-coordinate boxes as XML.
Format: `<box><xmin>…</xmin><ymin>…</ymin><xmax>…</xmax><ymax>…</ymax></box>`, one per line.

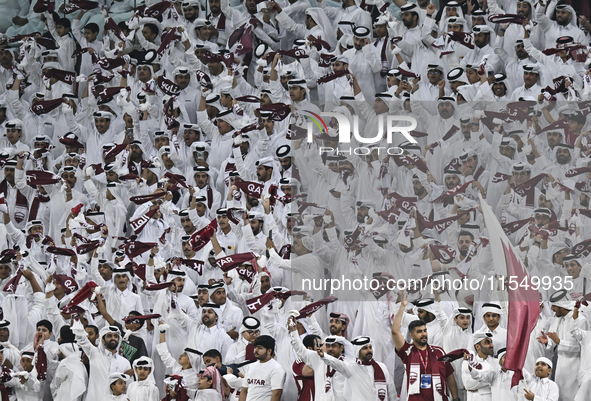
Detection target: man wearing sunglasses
<box><xmin>462</xmin><ymin>332</ymin><xmax>496</xmax><ymax>401</ymax></box>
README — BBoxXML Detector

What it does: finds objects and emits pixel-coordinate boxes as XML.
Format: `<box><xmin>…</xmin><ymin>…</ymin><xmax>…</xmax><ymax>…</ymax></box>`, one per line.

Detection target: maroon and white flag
<box><xmin>480</xmin><ymin>195</ymin><xmax>539</xmax><ymax>388</ymax></box>
<box><xmin>447</xmin><ymin>31</ymin><xmax>474</xmax><ymax>49</ymax></box>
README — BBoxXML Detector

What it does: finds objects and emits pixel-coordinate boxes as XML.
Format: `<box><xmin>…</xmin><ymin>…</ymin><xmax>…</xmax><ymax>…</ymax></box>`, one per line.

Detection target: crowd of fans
<box><xmin>0</xmin><ymin>0</ymin><xmax>590</xmax><ymax>400</ymax></box>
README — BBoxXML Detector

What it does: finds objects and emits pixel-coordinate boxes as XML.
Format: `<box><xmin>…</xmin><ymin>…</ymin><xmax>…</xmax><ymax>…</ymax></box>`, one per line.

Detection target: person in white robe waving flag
<box><xmin>478</xmin><ymin>194</ymin><xmax>540</xmax><ymax>389</ymax></box>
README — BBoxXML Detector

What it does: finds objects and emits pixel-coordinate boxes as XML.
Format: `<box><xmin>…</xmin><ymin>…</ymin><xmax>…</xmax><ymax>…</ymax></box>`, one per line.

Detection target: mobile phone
<box><xmin>269</xmin><ymin>230</ymin><xmax>273</xmax><ymax>242</ymax></box>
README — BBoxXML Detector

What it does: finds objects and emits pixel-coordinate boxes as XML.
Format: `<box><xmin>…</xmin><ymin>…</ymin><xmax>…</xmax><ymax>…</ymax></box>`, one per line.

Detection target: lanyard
<box><xmin>418</xmin><ymin>349</ymin><xmax>429</xmax><ymax>371</ymax></box>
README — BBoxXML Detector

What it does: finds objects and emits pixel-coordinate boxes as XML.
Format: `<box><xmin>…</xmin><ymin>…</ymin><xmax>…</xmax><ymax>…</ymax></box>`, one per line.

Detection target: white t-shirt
<box><xmin>243</xmin><ymin>358</ymin><xmax>286</xmax><ymax>401</ymax></box>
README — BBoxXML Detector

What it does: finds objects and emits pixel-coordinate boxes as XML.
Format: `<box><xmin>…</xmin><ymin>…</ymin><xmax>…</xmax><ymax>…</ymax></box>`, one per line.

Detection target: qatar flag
<box><xmin>479</xmin><ymin>194</ymin><xmax>539</xmax><ymax>387</ymax></box>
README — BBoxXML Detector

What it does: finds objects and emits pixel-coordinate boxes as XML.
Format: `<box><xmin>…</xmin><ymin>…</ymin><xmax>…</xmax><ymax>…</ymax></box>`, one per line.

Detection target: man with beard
<box><xmin>173</xmin><ymin>302</ymin><xmax>233</xmax><ymax>370</ymax></box>
<box><xmin>462</xmin><ymin>332</ymin><xmax>497</xmax><ymax>401</ymax></box>
<box><xmin>342</xmin><ymin>26</ymin><xmax>381</xmax><ymax>104</ymax></box>
<box><xmin>174</xmin><ymin>67</ymin><xmax>200</xmax><ymax>124</ymax></box>
<box><xmin>431</xmin><ymin>230</ymin><xmax>488</xmax><ymax>309</ymax></box>
<box><xmin>392</xmin><ymin>295</ymin><xmax>458</xmax><ymax>401</ymax></box>
<box><xmin>255</xmin><ymin>157</ymin><xmax>276</xmax><ymax>194</ymax></box>
<box><xmin>459</xmin><ymin>149</ymin><xmax>489</xmax><ymax>193</ymax></box>
<box><xmin>72</xmin><ymin>324</ymin><xmax>132</xmax><ymax>401</ymax></box>
<box><xmin>536</xmin><ymin>3</ymin><xmax>587</xmax><ymax>49</ymax></box>
<box><xmin>511</xmin><ymin>64</ymin><xmax>542</xmax><ymax>100</ymax></box>
<box><xmin>537</xmin><ymin>290</ymin><xmax>583</xmax><ymax>401</ymax></box>
<box><xmin>476</xmin><ymin>72</ymin><xmax>514</xmax><ymax>102</ymax></box>
<box><xmin>207</xmin><ymin>0</ymin><xmax>228</xmax><ymax>47</ymax></box>
<box><xmin>389</xmin><ymin>2</ymin><xmax>423</xmax><ymax>64</ymax></box>
<box><xmin>412</xmin><ymin>174</ymin><xmax>435</xmax><ymax>218</ymax></box>
<box><xmin>289</xmin><ymin>325</ymin><xmax>351</xmax><ymax>401</ymax></box>
<box><xmin>318</xmin><ymin>0</ymin><xmax>371</xmax><ymax>31</ymax></box>
<box><xmin>187</xmin><ymin>166</ymin><xmax>221</xmax><ymax>218</ymax></box>
<box><xmin>496</xmin><ymin>28</ymin><xmax>534</xmax><ymax>89</ymax></box>
<box><xmin>318</xmin><ymin>335</ymin><xmax>397</xmax><ymax>401</ymax></box>
<box><xmin>549</xmin><ymin>143</ymin><xmax>575</xmax><ymax>180</ymax></box>
<box><xmin>524</xmin><ymin>31</ymin><xmax>584</xmax><ymax>89</ymax></box>
<box><xmin>488</xmin><ymin>0</ymin><xmax>543</xmax><ymax>57</ymax></box>
<box><xmin>461</xmin><ymin>25</ymin><xmax>501</xmax><ymax>73</ymax></box>
<box><xmin>542</xmin><ymin>130</ymin><xmax>564</xmax><ymax>162</ymax></box>
<box><xmin>328</xmin><ymin>312</ymin><xmax>350</xmax><ymax>339</ymax></box>
<box><xmin>239</xmin><ymin>335</ymin><xmax>286</xmax><ymax>401</ymax></box>
<box><xmin>410</xmin><ymin>96</ymin><xmax>459</xmax><ymax>145</ymax></box>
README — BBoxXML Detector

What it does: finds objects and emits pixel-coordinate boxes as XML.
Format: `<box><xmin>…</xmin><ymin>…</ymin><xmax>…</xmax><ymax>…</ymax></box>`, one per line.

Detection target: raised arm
<box><xmin>391</xmin><ymin>293</ymin><xmax>408</xmax><ymax>351</ymax></box>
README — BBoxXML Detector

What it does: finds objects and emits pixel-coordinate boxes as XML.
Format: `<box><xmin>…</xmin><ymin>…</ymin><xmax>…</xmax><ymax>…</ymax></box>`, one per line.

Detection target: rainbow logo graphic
<box><xmin>302</xmin><ymin>110</ymin><xmax>329</xmax><ymax>134</ymax></box>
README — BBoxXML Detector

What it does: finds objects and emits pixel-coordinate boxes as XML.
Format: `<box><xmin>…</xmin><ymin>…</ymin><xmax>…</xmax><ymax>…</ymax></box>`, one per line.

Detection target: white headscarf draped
<box><xmin>56</xmin><ymin>343</ymin><xmax>88</xmax><ymax>401</ymax></box>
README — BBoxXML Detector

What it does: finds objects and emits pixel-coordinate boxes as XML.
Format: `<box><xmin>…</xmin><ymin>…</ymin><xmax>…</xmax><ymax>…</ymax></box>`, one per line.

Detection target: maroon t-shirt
<box><xmin>395</xmin><ymin>342</ymin><xmax>454</xmax><ymax>401</ymax></box>
<box><xmin>293</xmin><ymin>360</ymin><xmax>315</xmax><ymax>401</ymax></box>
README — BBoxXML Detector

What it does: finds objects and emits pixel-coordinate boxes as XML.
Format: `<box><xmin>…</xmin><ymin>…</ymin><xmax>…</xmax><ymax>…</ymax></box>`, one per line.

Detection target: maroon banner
<box><xmin>157</xmin><ymin>75</ymin><xmax>182</xmax><ymax>96</ymax></box>
<box><xmin>216</xmin><ymin>252</ymin><xmax>258</xmax><ymax>272</ymax></box>
<box><xmin>235</xmin><ymin>181</ymin><xmax>264</xmax><ymax>198</ymax></box>
<box><xmin>26</xmin><ymin>170</ymin><xmax>62</xmax><ymax>186</ymax></box>
<box><xmin>392</xmin><ymin>153</ymin><xmax>429</xmax><ymax>173</ymax></box>
<box><xmin>502</xmin><ymin>217</ymin><xmax>533</xmax><ymax>235</ymax></box>
<box><xmin>189</xmin><ymin>219</ymin><xmax>218</xmax><ymax>251</ymax></box>
<box><xmin>130</xmin><ymin>193</ymin><xmax>165</xmax><ymax>205</ymax></box>
<box><xmin>572</xmin><ymin>238</ymin><xmax>591</xmax><ymax>258</ymax></box>
<box><xmin>565</xmin><ymin>167</ymin><xmax>591</xmax><ymax>178</ymax></box>
<box><xmin>429</xmin><ymin>243</ymin><xmax>457</xmax><ymax>264</ymax></box>
<box><xmin>31</xmin><ymin>98</ymin><xmax>63</xmax><ymax>116</ymax></box>
<box><xmin>297</xmin><ymin>296</ymin><xmax>338</xmax><ymax>318</ymax></box>
<box><xmin>129</xmin><ymin>208</ymin><xmax>159</xmax><ymax>234</ymax></box>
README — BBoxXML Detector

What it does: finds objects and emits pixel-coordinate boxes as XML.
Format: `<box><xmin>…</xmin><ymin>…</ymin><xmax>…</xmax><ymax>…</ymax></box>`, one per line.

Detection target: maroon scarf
<box><xmin>0</xmin><ymin>180</ymin><xmax>27</xmax><ymax>224</ymax></box>
<box><xmin>356</xmin><ymin>358</ymin><xmax>387</xmax><ymax>400</ymax></box>
<box><xmin>404</xmin><ymin>345</ymin><xmax>447</xmax><ymax>400</ymax></box>
<box><xmin>513</xmin><ymin>173</ymin><xmax>547</xmax><ymax>207</ymax></box>
<box><xmin>157</xmin><ymin>75</ymin><xmax>181</xmax><ymax>96</ymax></box>
<box><xmin>208</xmin><ymin>12</ymin><xmax>226</xmax><ymax>31</ymax></box>
<box><xmin>317</xmin><ymin>69</ymin><xmax>350</xmax><ymax>85</ymax></box>
<box><xmin>374</xmin><ymin>36</ymin><xmax>390</xmax><ymax>77</ymax></box>
<box><xmin>130</xmin><ymin>208</ymin><xmax>159</xmax><ymax>234</ymax></box>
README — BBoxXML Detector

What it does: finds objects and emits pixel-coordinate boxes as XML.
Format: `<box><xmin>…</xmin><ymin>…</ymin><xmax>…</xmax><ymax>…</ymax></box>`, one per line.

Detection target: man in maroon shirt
<box><xmin>292</xmin><ymin>334</ymin><xmax>321</xmax><ymax>401</ymax></box>
<box><xmin>392</xmin><ymin>294</ymin><xmax>459</xmax><ymax>401</ymax></box>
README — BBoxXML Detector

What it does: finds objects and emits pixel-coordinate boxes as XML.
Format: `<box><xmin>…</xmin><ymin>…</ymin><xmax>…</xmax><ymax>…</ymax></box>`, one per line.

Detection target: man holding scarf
<box><xmin>317</xmin><ymin>334</ymin><xmax>397</xmax><ymax>401</ymax></box>
<box><xmin>392</xmin><ymin>294</ymin><xmax>459</xmax><ymax>401</ymax></box>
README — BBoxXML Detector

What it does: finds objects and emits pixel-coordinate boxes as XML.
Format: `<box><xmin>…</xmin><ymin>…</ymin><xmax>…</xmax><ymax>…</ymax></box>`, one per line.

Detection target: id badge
<box><xmin>420</xmin><ymin>374</ymin><xmax>432</xmax><ymax>389</ymax></box>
